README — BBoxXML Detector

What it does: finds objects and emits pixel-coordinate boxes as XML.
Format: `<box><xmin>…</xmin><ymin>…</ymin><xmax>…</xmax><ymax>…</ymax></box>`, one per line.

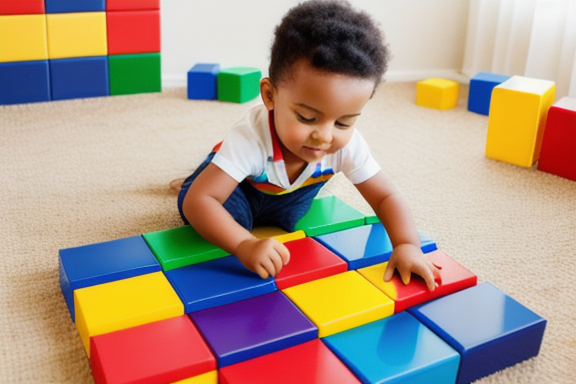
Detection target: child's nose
<box><xmin>312</xmin><ymin>124</ymin><xmax>332</xmax><ymax>143</ymax></box>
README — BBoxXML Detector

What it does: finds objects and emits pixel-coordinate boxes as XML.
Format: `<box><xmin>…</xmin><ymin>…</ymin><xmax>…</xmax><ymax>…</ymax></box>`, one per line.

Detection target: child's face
<box><xmin>261</xmin><ymin>60</ymin><xmax>375</xmax><ymax>166</ymax></box>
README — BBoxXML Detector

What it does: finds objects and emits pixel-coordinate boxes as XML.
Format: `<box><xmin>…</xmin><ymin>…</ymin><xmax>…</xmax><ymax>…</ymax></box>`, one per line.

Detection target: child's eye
<box><xmin>335</xmin><ymin>121</ymin><xmax>351</xmax><ymax>129</ymax></box>
<box><xmin>297</xmin><ymin>113</ymin><xmax>316</xmax><ymax>124</ymax></box>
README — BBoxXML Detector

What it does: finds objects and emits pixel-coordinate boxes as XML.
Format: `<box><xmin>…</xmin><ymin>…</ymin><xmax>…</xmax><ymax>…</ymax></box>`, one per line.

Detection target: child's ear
<box><xmin>260</xmin><ymin>78</ymin><xmax>275</xmax><ymax>111</ymax></box>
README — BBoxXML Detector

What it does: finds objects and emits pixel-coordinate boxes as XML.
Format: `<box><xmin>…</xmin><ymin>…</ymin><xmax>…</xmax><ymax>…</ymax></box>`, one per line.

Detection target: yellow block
<box><xmin>357</xmin><ymin>262</ymin><xmax>399</xmax><ymax>299</ymax></box>
<box><xmin>74</xmin><ymin>272</ymin><xmax>184</xmax><ymax>357</ymax></box>
<box><xmin>173</xmin><ymin>370</ymin><xmax>218</xmax><ymax>384</ymax></box>
<box><xmin>416</xmin><ymin>78</ymin><xmax>460</xmax><ymax>110</ymax></box>
<box><xmin>0</xmin><ymin>15</ymin><xmax>47</xmax><ymax>62</ymax></box>
<box><xmin>282</xmin><ymin>271</ymin><xmax>394</xmax><ymax>337</ymax></box>
<box><xmin>485</xmin><ymin>76</ymin><xmax>556</xmax><ymax>167</ymax></box>
<box><xmin>46</xmin><ymin>12</ymin><xmax>107</xmax><ymax>59</ymax></box>
<box><xmin>251</xmin><ymin>226</ymin><xmax>306</xmax><ymax>243</ymax></box>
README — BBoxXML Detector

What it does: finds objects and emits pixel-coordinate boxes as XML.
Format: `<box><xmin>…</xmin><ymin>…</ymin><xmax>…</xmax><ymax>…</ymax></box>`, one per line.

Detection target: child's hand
<box><xmin>235</xmin><ymin>237</ymin><xmax>290</xmax><ymax>279</ymax></box>
<box><xmin>383</xmin><ymin>243</ymin><xmax>441</xmax><ymax>291</ymax></box>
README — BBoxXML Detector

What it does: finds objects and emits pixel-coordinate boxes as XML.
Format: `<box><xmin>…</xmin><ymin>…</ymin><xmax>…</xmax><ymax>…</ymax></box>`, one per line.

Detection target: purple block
<box><xmin>190</xmin><ymin>291</ymin><xmax>317</xmax><ymax>367</ymax></box>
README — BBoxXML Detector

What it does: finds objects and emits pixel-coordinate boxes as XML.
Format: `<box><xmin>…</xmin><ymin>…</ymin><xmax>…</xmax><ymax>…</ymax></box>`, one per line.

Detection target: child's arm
<box><xmin>355</xmin><ymin>170</ymin><xmax>440</xmax><ymax>291</ymax></box>
<box><xmin>181</xmin><ymin>162</ymin><xmax>290</xmax><ymax>279</ymax></box>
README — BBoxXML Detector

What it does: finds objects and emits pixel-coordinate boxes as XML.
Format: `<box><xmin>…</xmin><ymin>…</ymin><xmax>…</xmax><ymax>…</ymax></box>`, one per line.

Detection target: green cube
<box><xmin>108</xmin><ymin>53</ymin><xmax>161</xmax><ymax>96</ymax></box>
<box><xmin>294</xmin><ymin>195</ymin><xmax>366</xmax><ymax>237</ymax></box>
<box><xmin>142</xmin><ymin>225</ymin><xmax>229</xmax><ymax>271</ymax></box>
<box><xmin>217</xmin><ymin>67</ymin><xmax>261</xmax><ymax>103</ymax></box>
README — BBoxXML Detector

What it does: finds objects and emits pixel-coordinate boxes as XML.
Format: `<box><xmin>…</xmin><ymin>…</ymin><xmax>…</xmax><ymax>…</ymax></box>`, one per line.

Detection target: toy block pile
<box><xmin>59</xmin><ymin>194</ymin><xmax>546</xmax><ymax>384</ymax></box>
<box><xmin>0</xmin><ymin>0</ymin><xmax>161</xmax><ymax>106</ymax></box>
<box><xmin>187</xmin><ymin>63</ymin><xmax>261</xmax><ymax>104</ymax></box>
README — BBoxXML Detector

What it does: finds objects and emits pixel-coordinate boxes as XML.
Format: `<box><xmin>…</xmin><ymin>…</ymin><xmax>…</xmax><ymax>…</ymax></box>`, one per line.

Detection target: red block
<box><xmin>537</xmin><ymin>97</ymin><xmax>576</xmax><ymax>181</ymax></box>
<box><xmin>275</xmin><ymin>237</ymin><xmax>348</xmax><ymax>290</ymax></box>
<box><xmin>106</xmin><ymin>0</ymin><xmax>159</xmax><ymax>11</ymax></box>
<box><xmin>106</xmin><ymin>10</ymin><xmax>160</xmax><ymax>55</ymax></box>
<box><xmin>90</xmin><ymin>316</ymin><xmax>216</xmax><ymax>384</ymax></box>
<box><xmin>219</xmin><ymin>339</ymin><xmax>361</xmax><ymax>384</ymax></box>
<box><xmin>0</xmin><ymin>0</ymin><xmax>44</xmax><ymax>15</ymax></box>
<box><xmin>360</xmin><ymin>250</ymin><xmax>477</xmax><ymax>313</ymax></box>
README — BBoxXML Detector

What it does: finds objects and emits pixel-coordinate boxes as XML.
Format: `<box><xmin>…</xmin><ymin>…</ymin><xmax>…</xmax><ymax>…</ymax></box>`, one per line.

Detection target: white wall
<box><xmin>160</xmin><ymin>0</ymin><xmax>470</xmax><ymax>87</ymax></box>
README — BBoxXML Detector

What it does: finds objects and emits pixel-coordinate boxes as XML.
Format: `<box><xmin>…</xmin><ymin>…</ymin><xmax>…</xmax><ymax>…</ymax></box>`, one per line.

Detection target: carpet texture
<box><xmin>1</xmin><ymin>82</ymin><xmax>574</xmax><ymax>383</ymax></box>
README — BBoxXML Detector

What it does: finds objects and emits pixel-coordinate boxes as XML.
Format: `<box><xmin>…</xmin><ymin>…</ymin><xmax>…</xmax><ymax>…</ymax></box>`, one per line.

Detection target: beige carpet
<box><xmin>1</xmin><ymin>82</ymin><xmax>574</xmax><ymax>383</ymax></box>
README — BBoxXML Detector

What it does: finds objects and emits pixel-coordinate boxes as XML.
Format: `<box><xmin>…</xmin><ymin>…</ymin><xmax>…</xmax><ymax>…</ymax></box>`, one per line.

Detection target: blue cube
<box><xmin>45</xmin><ymin>0</ymin><xmax>105</xmax><ymax>13</ymax></box>
<box><xmin>408</xmin><ymin>283</ymin><xmax>546</xmax><ymax>384</ymax></box>
<box><xmin>323</xmin><ymin>311</ymin><xmax>460</xmax><ymax>384</ymax></box>
<box><xmin>50</xmin><ymin>56</ymin><xmax>109</xmax><ymax>101</ymax></box>
<box><xmin>164</xmin><ymin>255</ymin><xmax>276</xmax><ymax>313</ymax></box>
<box><xmin>187</xmin><ymin>63</ymin><xmax>220</xmax><ymax>100</ymax></box>
<box><xmin>0</xmin><ymin>60</ymin><xmax>51</xmax><ymax>105</ymax></box>
<box><xmin>59</xmin><ymin>236</ymin><xmax>161</xmax><ymax>321</ymax></box>
<box><xmin>468</xmin><ymin>72</ymin><xmax>511</xmax><ymax>115</ymax></box>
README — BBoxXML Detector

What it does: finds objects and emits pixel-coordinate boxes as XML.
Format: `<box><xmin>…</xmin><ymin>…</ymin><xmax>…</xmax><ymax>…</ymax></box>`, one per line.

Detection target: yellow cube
<box><xmin>416</xmin><ymin>78</ymin><xmax>460</xmax><ymax>110</ymax></box>
<box><xmin>282</xmin><ymin>271</ymin><xmax>394</xmax><ymax>337</ymax></box>
<box><xmin>485</xmin><ymin>76</ymin><xmax>556</xmax><ymax>167</ymax></box>
<box><xmin>0</xmin><ymin>14</ymin><xmax>48</xmax><ymax>62</ymax></box>
<box><xmin>74</xmin><ymin>272</ymin><xmax>184</xmax><ymax>357</ymax></box>
<box><xmin>251</xmin><ymin>226</ymin><xmax>306</xmax><ymax>243</ymax></box>
<box><xmin>173</xmin><ymin>371</ymin><xmax>218</xmax><ymax>384</ymax></box>
<box><xmin>46</xmin><ymin>12</ymin><xmax>107</xmax><ymax>59</ymax></box>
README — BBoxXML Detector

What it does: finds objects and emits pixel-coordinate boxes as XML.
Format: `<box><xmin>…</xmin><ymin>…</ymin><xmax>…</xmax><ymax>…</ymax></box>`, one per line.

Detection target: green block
<box><xmin>142</xmin><ymin>225</ymin><xmax>229</xmax><ymax>271</ymax></box>
<box><xmin>108</xmin><ymin>53</ymin><xmax>161</xmax><ymax>96</ymax></box>
<box><xmin>294</xmin><ymin>195</ymin><xmax>366</xmax><ymax>237</ymax></box>
<box><xmin>217</xmin><ymin>67</ymin><xmax>261</xmax><ymax>103</ymax></box>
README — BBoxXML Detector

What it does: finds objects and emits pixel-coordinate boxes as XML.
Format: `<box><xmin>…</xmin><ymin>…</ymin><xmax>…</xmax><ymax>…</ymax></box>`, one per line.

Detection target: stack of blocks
<box><xmin>187</xmin><ymin>63</ymin><xmax>261</xmax><ymax>104</ymax></box>
<box><xmin>0</xmin><ymin>0</ymin><xmax>161</xmax><ymax>106</ymax></box>
<box><xmin>59</xmin><ymin>194</ymin><xmax>547</xmax><ymax>384</ymax></box>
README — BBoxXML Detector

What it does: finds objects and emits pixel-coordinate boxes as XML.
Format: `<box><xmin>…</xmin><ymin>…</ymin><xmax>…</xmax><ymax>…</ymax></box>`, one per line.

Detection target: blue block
<box><xmin>45</xmin><ymin>0</ymin><xmax>105</xmax><ymax>13</ymax></box>
<box><xmin>164</xmin><ymin>255</ymin><xmax>276</xmax><ymax>313</ymax></box>
<box><xmin>190</xmin><ymin>291</ymin><xmax>317</xmax><ymax>367</ymax></box>
<box><xmin>323</xmin><ymin>312</ymin><xmax>460</xmax><ymax>384</ymax></box>
<box><xmin>467</xmin><ymin>72</ymin><xmax>511</xmax><ymax>115</ymax></box>
<box><xmin>0</xmin><ymin>60</ymin><xmax>51</xmax><ymax>105</ymax></box>
<box><xmin>58</xmin><ymin>236</ymin><xmax>161</xmax><ymax>321</ymax></box>
<box><xmin>315</xmin><ymin>223</ymin><xmax>437</xmax><ymax>270</ymax></box>
<box><xmin>187</xmin><ymin>63</ymin><xmax>220</xmax><ymax>100</ymax></box>
<box><xmin>408</xmin><ymin>283</ymin><xmax>546</xmax><ymax>384</ymax></box>
<box><xmin>50</xmin><ymin>56</ymin><xmax>109</xmax><ymax>101</ymax></box>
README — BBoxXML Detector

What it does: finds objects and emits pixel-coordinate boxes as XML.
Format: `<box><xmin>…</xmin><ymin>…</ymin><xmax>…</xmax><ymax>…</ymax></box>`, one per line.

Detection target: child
<box><xmin>177</xmin><ymin>0</ymin><xmax>440</xmax><ymax>290</ymax></box>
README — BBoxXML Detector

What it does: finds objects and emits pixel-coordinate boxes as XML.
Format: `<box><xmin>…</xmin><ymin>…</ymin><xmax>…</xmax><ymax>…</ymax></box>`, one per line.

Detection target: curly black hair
<box><xmin>269</xmin><ymin>0</ymin><xmax>390</xmax><ymax>88</ymax></box>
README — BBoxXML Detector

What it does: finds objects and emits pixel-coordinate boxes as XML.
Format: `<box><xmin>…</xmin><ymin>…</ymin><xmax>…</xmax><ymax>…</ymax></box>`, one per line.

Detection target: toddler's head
<box><xmin>268</xmin><ymin>0</ymin><xmax>390</xmax><ymax>90</ymax></box>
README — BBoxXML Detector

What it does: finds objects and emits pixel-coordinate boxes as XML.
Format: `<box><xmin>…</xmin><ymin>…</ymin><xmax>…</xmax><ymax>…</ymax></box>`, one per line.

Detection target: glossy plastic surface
<box><xmin>294</xmin><ymin>195</ymin><xmax>365</xmax><ymax>237</ymax></box>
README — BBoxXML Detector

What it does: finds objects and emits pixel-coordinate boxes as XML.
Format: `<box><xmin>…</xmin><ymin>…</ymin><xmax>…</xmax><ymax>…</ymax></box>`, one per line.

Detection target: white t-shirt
<box><xmin>212</xmin><ymin>104</ymin><xmax>380</xmax><ymax>195</ymax></box>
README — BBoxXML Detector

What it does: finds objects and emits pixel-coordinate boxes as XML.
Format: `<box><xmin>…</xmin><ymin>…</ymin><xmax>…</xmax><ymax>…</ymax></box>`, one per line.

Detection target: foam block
<box><xmin>187</xmin><ymin>63</ymin><xmax>220</xmax><ymax>100</ymax></box>
<box><xmin>0</xmin><ymin>14</ymin><xmax>47</xmax><ymax>62</ymax></box>
<box><xmin>59</xmin><ymin>235</ymin><xmax>160</xmax><ymax>321</ymax></box>
<box><xmin>282</xmin><ymin>271</ymin><xmax>394</xmax><ymax>337</ymax></box>
<box><xmin>274</xmin><ymin>237</ymin><xmax>348</xmax><ymax>290</ymax></box>
<box><xmin>408</xmin><ymin>282</ymin><xmax>547</xmax><ymax>384</ymax></box>
<box><xmin>45</xmin><ymin>0</ymin><xmax>105</xmax><ymax>13</ymax></box>
<box><xmin>485</xmin><ymin>76</ymin><xmax>556</xmax><ymax>167</ymax></box>
<box><xmin>250</xmin><ymin>226</ymin><xmax>306</xmax><ymax>243</ymax></box>
<box><xmin>107</xmin><ymin>0</ymin><xmax>160</xmax><ymax>11</ymax></box>
<box><xmin>74</xmin><ymin>272</ymin><xmax>183</xmax><ymax>357</ymax></box>
<box><xmin>219</xmin><ymin>339</ymin><xmax>361</xmax><ymax>384</ymax></box>
<box><xmin>0</xmin><ymin>0</ymin><xmax>44</xmax><ymax>16</ymax></box>
<box><xmin>467</xmin><ymin>72</ymin><xmax>511</xmax><ymax>115</ymax></box>
<box><xmin>358</xmin><ymin>249</ymin><xmax>477</xmax><ymax>313</ymax></box>
<box><xmin>416</xmin><ymin>78</ymin><xmax>459</xmax><ymax>110</ymax></box>
<box><xmin>46</xmin><ymin>12</ymin><xmax>108</xmax><ymax>59</ymax></box>
<box><xmin>108</xmin><ymin>53</ymin><xmax>161</xmax><ymax>95</ymax></box>
<box><xmin>50</xmin><ymin>56</ymin><xmax>109</xmax><ymax>101</ymax></box>
<box><xmin>323</xmin><ymin>312</ymin><xmax>460</xmax><ymax>384</ymax></box>
<box><xmin>315</xmin><ymin>222</ymin><xmax>437</xmax><ymax>270</ymax></box>
<box><xmin>90</xmin><ymin>316</ymin><xmax>216</xmax><ymax>384</ymax></box>
<box><xmin>537</xmin><ymin>97</ymin><xmax>576</xmax><ymax>181</ymax></box>
<box><xmin>174</xmin><ymin>371</ymin><xmax>218</xmax><ymax>383</ymax></box>
<box><xmin>106</xmin><ymin>10</ymin><xmax>161</xmax><ymax>55</ymax></box>
<box><xmin>217</xmin><ymin>67</ymin><xmax>261</xmax><ymax>103</ymax></box>
<box><xmin>0</xmin><ymin>60</ymin><xmax>50</xmax><ymax>105</ymax></box>
<box><xmin>294</xmin><ymin>195</ymin><xmax>366</xmax><ymax>237</ymax></box>
<box><xmin>142</xmin><ymin>225</ymin><xmax>229</xmax><ymax>271</ymax></box>
<box><xmin>190</xmin><ymin>291</ymin><xmax>317</xmax><ymax>367</ymax></box>
<box><xmin>164</xmin><ymin>255</ymin><xmax>276</xmax><ymax>313</ymax></box>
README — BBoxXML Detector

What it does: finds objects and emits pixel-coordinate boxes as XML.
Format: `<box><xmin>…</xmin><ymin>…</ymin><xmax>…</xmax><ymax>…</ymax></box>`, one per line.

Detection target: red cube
<box><xmin>106</xmin><ymin>10</ymin><xmax>160</xmax><ymax>55</ymax></box>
